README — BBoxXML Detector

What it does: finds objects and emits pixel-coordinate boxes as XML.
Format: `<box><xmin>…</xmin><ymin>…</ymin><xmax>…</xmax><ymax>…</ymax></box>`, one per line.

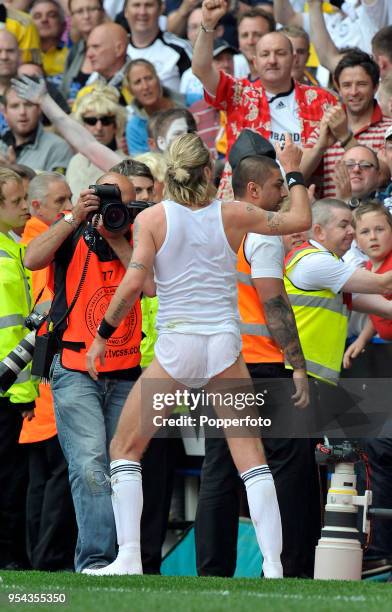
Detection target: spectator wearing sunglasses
<box><xmin>65</xmin><ymin>84</ymin><xmax>127</xmax><ymax>200</ymax></box>
<box><xmin>333</xmin><ymin>145</ymin><xmax>383</xmax><ymax>210</ymax></box>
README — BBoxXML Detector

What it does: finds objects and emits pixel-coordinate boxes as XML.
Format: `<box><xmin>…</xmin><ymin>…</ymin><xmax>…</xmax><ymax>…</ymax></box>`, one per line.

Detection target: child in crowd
<box><xmin>343</xmin><ymin>201</ymin><xmax>392</xmax><ymax>367</ymax></box>
<box><xmin>342</xmin><ymin>200</ymin><xmax>392</xmax><ymax>569</ymax></box>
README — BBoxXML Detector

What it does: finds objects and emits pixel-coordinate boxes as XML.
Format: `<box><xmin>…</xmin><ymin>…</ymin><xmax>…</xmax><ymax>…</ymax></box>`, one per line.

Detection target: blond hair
<box><xmin>135</xmin><ymin>152</ymin><xmax>167</xmax><ymax>182</ymax></box>
<box><xmin>164</xmin><ymin>134</ymin><xmax>215</xmax><ymax>206</ymax></box>
<box><xmin>0</xmin><ymin>168</ymin><xmax>22</xmax><ymax>206</ymax></box>
<box><xmin>72</xmin><ymin>84</ymin><xmax>127</xmax><ymax>139</ymax></box>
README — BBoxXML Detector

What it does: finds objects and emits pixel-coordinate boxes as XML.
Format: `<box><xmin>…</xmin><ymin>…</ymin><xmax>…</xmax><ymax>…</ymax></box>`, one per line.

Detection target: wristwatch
<box><xmin>347</xmin><ymin>197</ymin><xmax>361</xmax><ymax>209</ymax></box>
<box><xmin>62</xmin><ymin>212</ymin><xmax>76</xmax><ymax>226</ymax></box>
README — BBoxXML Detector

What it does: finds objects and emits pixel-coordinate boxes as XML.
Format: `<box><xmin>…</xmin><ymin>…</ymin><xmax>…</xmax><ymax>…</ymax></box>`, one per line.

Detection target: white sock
<box><xmin>110</xmin><ymin>459</ymin><xmax>143</xmax><ymax>569</ymax></box>
<box><xmin>241</xmin><ymin>465</ymin><xmax>283</xmax><ymax>578</ymax></box>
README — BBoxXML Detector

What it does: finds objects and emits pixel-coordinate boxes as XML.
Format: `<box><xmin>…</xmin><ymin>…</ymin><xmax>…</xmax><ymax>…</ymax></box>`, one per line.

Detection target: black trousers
<box><xmin>25</xmin><ymin>435</ymin><xmax>77</xmax><ymax>570</ymax></box>
<box><xmin>141</xmin><ymin>437</ymin><xmax>181</xmax><ymax>574</ymax></box>
<box><xmin>0</xmin><ymin>398</ymin><xmax>28</xmax><ymax>568</ymax></box>
<box><xmin>194</xmin><ymin>363</ymin><xmax>321</xmax><ymax>578</ymax></box>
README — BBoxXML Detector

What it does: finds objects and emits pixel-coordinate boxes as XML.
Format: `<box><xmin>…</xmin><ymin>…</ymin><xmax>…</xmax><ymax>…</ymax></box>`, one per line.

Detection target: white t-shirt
<box><xmin>180</xmin><ymin>68</ymin><xmax>203</xmax><ymax>105</ymax></box>
<box><xmin>244</xmin><ymin>233</ymin><xmax>284</xmax><ymax>280</ymax></box>
<box><xmin>127</xmin><ymin>32</ymin><xmax>192</xmax><ymax>92</ymax></box>
<box><xmin>286</xmin><ymin>240</ymin><xmax>356</xmax><ymax>294</ymax></box>
<box><xmin>302</xmin><ymin>0</ymin><xmax>388</xmax><ymax>55</ymax></box>
<box><xmin>343</xmin><ymin>240</ymin><xmax>369</xmax><ymax>269</ymax></box>
<box><xmin>234</xmin><ymin>54</ymin><xmax>250</xmax><ymax>79</ymax></box>
<box><xmin>266</xmin><ymin>88</ymin><xmax>302</xmax><ymax>146</ymax></box>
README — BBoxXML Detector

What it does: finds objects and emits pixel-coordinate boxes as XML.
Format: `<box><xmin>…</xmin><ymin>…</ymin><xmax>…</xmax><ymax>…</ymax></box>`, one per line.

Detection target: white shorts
<box><xmin>155</xmin><ymin>332</ymin><xmax>242</xmax><ymax>388</ymax></box>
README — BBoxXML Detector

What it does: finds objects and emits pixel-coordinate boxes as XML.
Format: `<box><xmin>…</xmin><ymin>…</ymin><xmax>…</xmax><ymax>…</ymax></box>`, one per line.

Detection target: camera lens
<box><xmin>102</xmin><ymin>203</ymin><xmax>129</xmax><ymax>232</ymax></box>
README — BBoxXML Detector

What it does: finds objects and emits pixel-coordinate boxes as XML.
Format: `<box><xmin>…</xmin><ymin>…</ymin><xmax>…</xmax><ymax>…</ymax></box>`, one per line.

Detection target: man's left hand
<box><xmin>334</xmin><ymin>160</ymin><xmax>352</xmax><ymax>200</ymax></box>
<box><xmin>291</xmin><ymin>369</ymin><xmax>309</xmax><ymax>409</ymax></box>
<box><xmin>96</xmin><ymin>217</ymin><xmax>128</xmax><ymax>241</ymax></box>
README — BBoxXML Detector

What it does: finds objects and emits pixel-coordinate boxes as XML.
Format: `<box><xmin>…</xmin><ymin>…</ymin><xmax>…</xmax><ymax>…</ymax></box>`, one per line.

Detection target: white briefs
<box><xmin>155</xmin><ymin>332</ymin><xmax>242</xmax><ymax>388</ymax></box>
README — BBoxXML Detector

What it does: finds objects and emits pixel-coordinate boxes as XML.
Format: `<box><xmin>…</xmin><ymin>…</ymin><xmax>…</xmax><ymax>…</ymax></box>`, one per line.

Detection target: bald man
<box><xmin>82</xmin><ymin>23</ymin><xmax>131</xmax><ymax>105</ymax></box>
<box><xmin>0</xmin><ymin>29</ymin><xmax>20</xmax><ymax>96</ymax></box>
<box><xmin>192</xmin><ymin>0</ymin><xmax>337</xmax><ymax>199</ymax></box>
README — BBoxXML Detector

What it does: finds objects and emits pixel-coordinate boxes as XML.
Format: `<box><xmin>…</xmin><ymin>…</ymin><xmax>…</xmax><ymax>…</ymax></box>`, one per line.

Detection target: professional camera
<box><xmin>315</xmin><ymin>439</ymin><xmax>362</xmax><ymax>466</ymax></box>
<box><xmin>0</xmin><ymin>310</ymin><xmax>47</xmax><ymax>394</ymax></box>
<box><xmin>314</xmin><ymin>437</ymin><xmax>392</xmax><ymax>581</ymax></box>
<box><xmin>89</xmin><ymin>184</ymin><xmax>151</xmax><ymax>233</ymax></box>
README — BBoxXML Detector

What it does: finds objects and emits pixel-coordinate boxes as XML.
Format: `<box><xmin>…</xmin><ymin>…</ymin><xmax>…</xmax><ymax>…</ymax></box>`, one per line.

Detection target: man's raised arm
<box><xmin>273</xmin><ymin>0</ymin><xmax>303</xmax><ymax>27</ymax></box>
<box><xmin>192</xmin><ymin>0</ymin><xmax>227</xmax><ymax>97</ymax></box>
<box><xmin>308</xmin><ymin>0</ymin><xmax>343</xmax><ymax>73</ymax></box>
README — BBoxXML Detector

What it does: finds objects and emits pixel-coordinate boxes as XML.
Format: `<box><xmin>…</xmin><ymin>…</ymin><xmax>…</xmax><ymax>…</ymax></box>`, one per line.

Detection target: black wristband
<box><xmin>97</xmin><ymin>317</ymin><xmax>116</xmax><ymax>339</ymax></box>
<box><xmin>286</xmin><ymin>171</ymin><xmax>305</xmax><ymax>190</ymax></box>
<box><xmin>340</xmin><ymin>131</ymin><xmax>353</xmax><ymax>148</ymax></box>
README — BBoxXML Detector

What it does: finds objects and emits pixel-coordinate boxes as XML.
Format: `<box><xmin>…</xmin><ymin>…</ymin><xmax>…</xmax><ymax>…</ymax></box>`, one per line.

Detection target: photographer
<box><xmin>24</xmin><ymin>172</ymin><xmax>145</xmax><ymax>573</ymax></box>
<box><xmin>0</xmin><ymin>168</ymin><xmax>37</xmax><ymax>569</ymax></box>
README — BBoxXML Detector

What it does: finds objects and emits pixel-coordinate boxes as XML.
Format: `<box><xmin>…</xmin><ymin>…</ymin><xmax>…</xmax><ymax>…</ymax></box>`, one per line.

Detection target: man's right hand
<box><xmin>292</xmin><ymin>369</ymin><xmax>309</xmax><ymax>409</ymax></box>
<box><xmin>275</xmin><ymin>133</ymin><xmax>303</xmax><ymax>173</ymax></box>
<box><xmin>11</xmin><ymin>76</ymin><xmax>48</xmax><ymax>105</ymax></box>
<box><xmin>318</xmin><ymin>114</ymin><xmax>337</xmax><ymax>150</ymax></box>
<box><xmin>201</xmin><ymin>0</ymin><xmax>228</xmax><ymax>29</ymax></box>
<box><xmin>72</xmin><ymin>188</ymin><xmax>101</xmax><ymax>225</ymax></box>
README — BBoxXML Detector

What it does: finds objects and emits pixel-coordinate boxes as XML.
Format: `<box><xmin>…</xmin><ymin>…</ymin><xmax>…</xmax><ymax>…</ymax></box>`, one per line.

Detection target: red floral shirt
<box><xmin>204</xmin><ymin>71</ymin><xmax>338</xmax><ymax>199</ymax></box>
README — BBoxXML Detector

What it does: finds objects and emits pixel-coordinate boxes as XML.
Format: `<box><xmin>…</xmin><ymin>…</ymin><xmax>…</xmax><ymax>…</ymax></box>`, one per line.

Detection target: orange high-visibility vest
<box><xmin>237</xmin><ymin>236</ymin><xmax>283</xmax><ymax>364</ymax></box>
<box><xmin>20</xmin><ymin>216</ymin><xmax>56</xmax><ymax>443</ymax></box>
<box><xmin>60</xmin><ymin>234</ymin><xmax>141</xmax><ymax>372</ymax></box>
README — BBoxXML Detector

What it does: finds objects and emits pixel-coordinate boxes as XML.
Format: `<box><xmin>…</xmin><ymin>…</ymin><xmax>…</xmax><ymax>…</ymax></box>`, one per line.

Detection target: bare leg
<box><xmin>83</xmin><ymin>358</ymin><xmax>182</xmax><ymax>576</ymax></box>
<box><xmin>110</xmin><ymin>357</ymin><xmax>182</xmax><ymax>461</ymax></box>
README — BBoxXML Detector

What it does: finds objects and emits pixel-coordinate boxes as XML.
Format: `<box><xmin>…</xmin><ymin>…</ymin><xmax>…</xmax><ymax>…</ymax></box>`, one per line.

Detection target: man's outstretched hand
<box><xmin>10</xmin><ymin>76</ymin><xmax>48</xmax><ymax>105</ymax></box>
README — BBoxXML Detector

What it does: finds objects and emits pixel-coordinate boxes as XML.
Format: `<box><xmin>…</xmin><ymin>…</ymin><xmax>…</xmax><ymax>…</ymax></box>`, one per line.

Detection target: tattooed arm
<box><xmin>86</xmin><ymin>214</ymin><xmax>156</xmax><ymax>378</ymax></box>
<box><xmin>103</xmin><ymin>219</ymin><xmax>156</xmax><ymax>294</ymax></box>
<box><xmin>253</xmin><ymin>277</ymin><xmax>309</xmax><ymax>408</ymax></box>
<box><xmin>259</xmin><ymin>282</ymin><xmax>305</xmax><ymax>369</ymax></box>
<box><xmin>236</xmin><ymin>184</ymin><xmax>311</xmax><ymax>237</ymax></box>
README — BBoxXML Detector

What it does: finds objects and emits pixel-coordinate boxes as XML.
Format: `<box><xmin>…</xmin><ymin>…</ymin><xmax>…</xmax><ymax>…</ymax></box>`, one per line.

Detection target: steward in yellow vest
<box><xmin>284</xmin><ymin>241</ymin><xmax>349</xmax><ymax>384</ymax></box>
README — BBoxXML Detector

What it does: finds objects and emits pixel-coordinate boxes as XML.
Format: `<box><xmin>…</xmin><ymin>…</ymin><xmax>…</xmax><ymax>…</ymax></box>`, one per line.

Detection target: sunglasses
<box><xmin>82</xmin><ymin>115</ymin><xmax>116</xmax><ymax>126</ymax></box>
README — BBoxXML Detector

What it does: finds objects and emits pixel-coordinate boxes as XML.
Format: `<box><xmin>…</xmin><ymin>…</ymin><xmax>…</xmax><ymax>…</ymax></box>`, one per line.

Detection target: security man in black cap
<box><xmin>194</xmin><ymin>130</ymin><xmax>321</xmax><ymax>579</ymax></box>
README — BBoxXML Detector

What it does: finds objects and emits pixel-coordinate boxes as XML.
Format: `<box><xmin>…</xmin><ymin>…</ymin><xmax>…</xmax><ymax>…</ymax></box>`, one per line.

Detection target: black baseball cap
<box><xmin>229</xmin><ymin>129</ymin><xmax>276</xmax><ymax>170</ymax></box>
<box><xmin>213</xmin><ymin>38</ymin><xmax>238</xmax><ymax>58</ymax></box>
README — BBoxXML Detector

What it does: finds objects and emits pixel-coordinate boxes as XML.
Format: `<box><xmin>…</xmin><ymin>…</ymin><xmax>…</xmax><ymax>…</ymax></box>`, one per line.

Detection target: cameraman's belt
<box><xmin>60</xmin><ymin>341</ymin><xmax>86</xmax><ymax>353</ymax></box>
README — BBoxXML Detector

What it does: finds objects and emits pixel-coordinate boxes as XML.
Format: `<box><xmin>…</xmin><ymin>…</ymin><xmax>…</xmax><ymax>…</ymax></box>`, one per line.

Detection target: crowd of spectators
<box><xmin>0</xmin><ymin>0</ymin><xmax>392</xmax><ymax>578</ymax></box>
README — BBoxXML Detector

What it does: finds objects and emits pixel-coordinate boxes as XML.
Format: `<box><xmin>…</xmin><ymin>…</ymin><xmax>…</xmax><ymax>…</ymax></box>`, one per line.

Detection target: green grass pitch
<box><xmin>0</xmin><ymin>571</ymin><xmax>391</xmax><ymax>612</ymax></box>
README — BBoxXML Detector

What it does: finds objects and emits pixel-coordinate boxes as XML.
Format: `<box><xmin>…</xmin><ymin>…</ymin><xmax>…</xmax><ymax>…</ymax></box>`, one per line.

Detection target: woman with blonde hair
<box><xmin>125</xmin><ymin>59</ymin><xmax>184</xmax><ymax>156</ymax></box>
<box><xmin>134</xmin><ymin>152</ymin><xmax>167</xmax><ymax>202</ymax></box>
<box><xmin>66</xmin><ymin>84</ymin><xmax>126</xmax><ymax>198</ymax></box>
<box><xmin>84</xmin><ymin>132</ymin><xmax>312</xmax><ymax>580</ymax></box>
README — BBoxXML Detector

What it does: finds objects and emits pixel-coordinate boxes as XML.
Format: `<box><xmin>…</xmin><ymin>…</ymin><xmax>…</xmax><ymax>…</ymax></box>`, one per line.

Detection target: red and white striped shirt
<box><xmin>307</xmin><ymin>102</ymin><xmax>392</xmax><ymax>198</ymax></box>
